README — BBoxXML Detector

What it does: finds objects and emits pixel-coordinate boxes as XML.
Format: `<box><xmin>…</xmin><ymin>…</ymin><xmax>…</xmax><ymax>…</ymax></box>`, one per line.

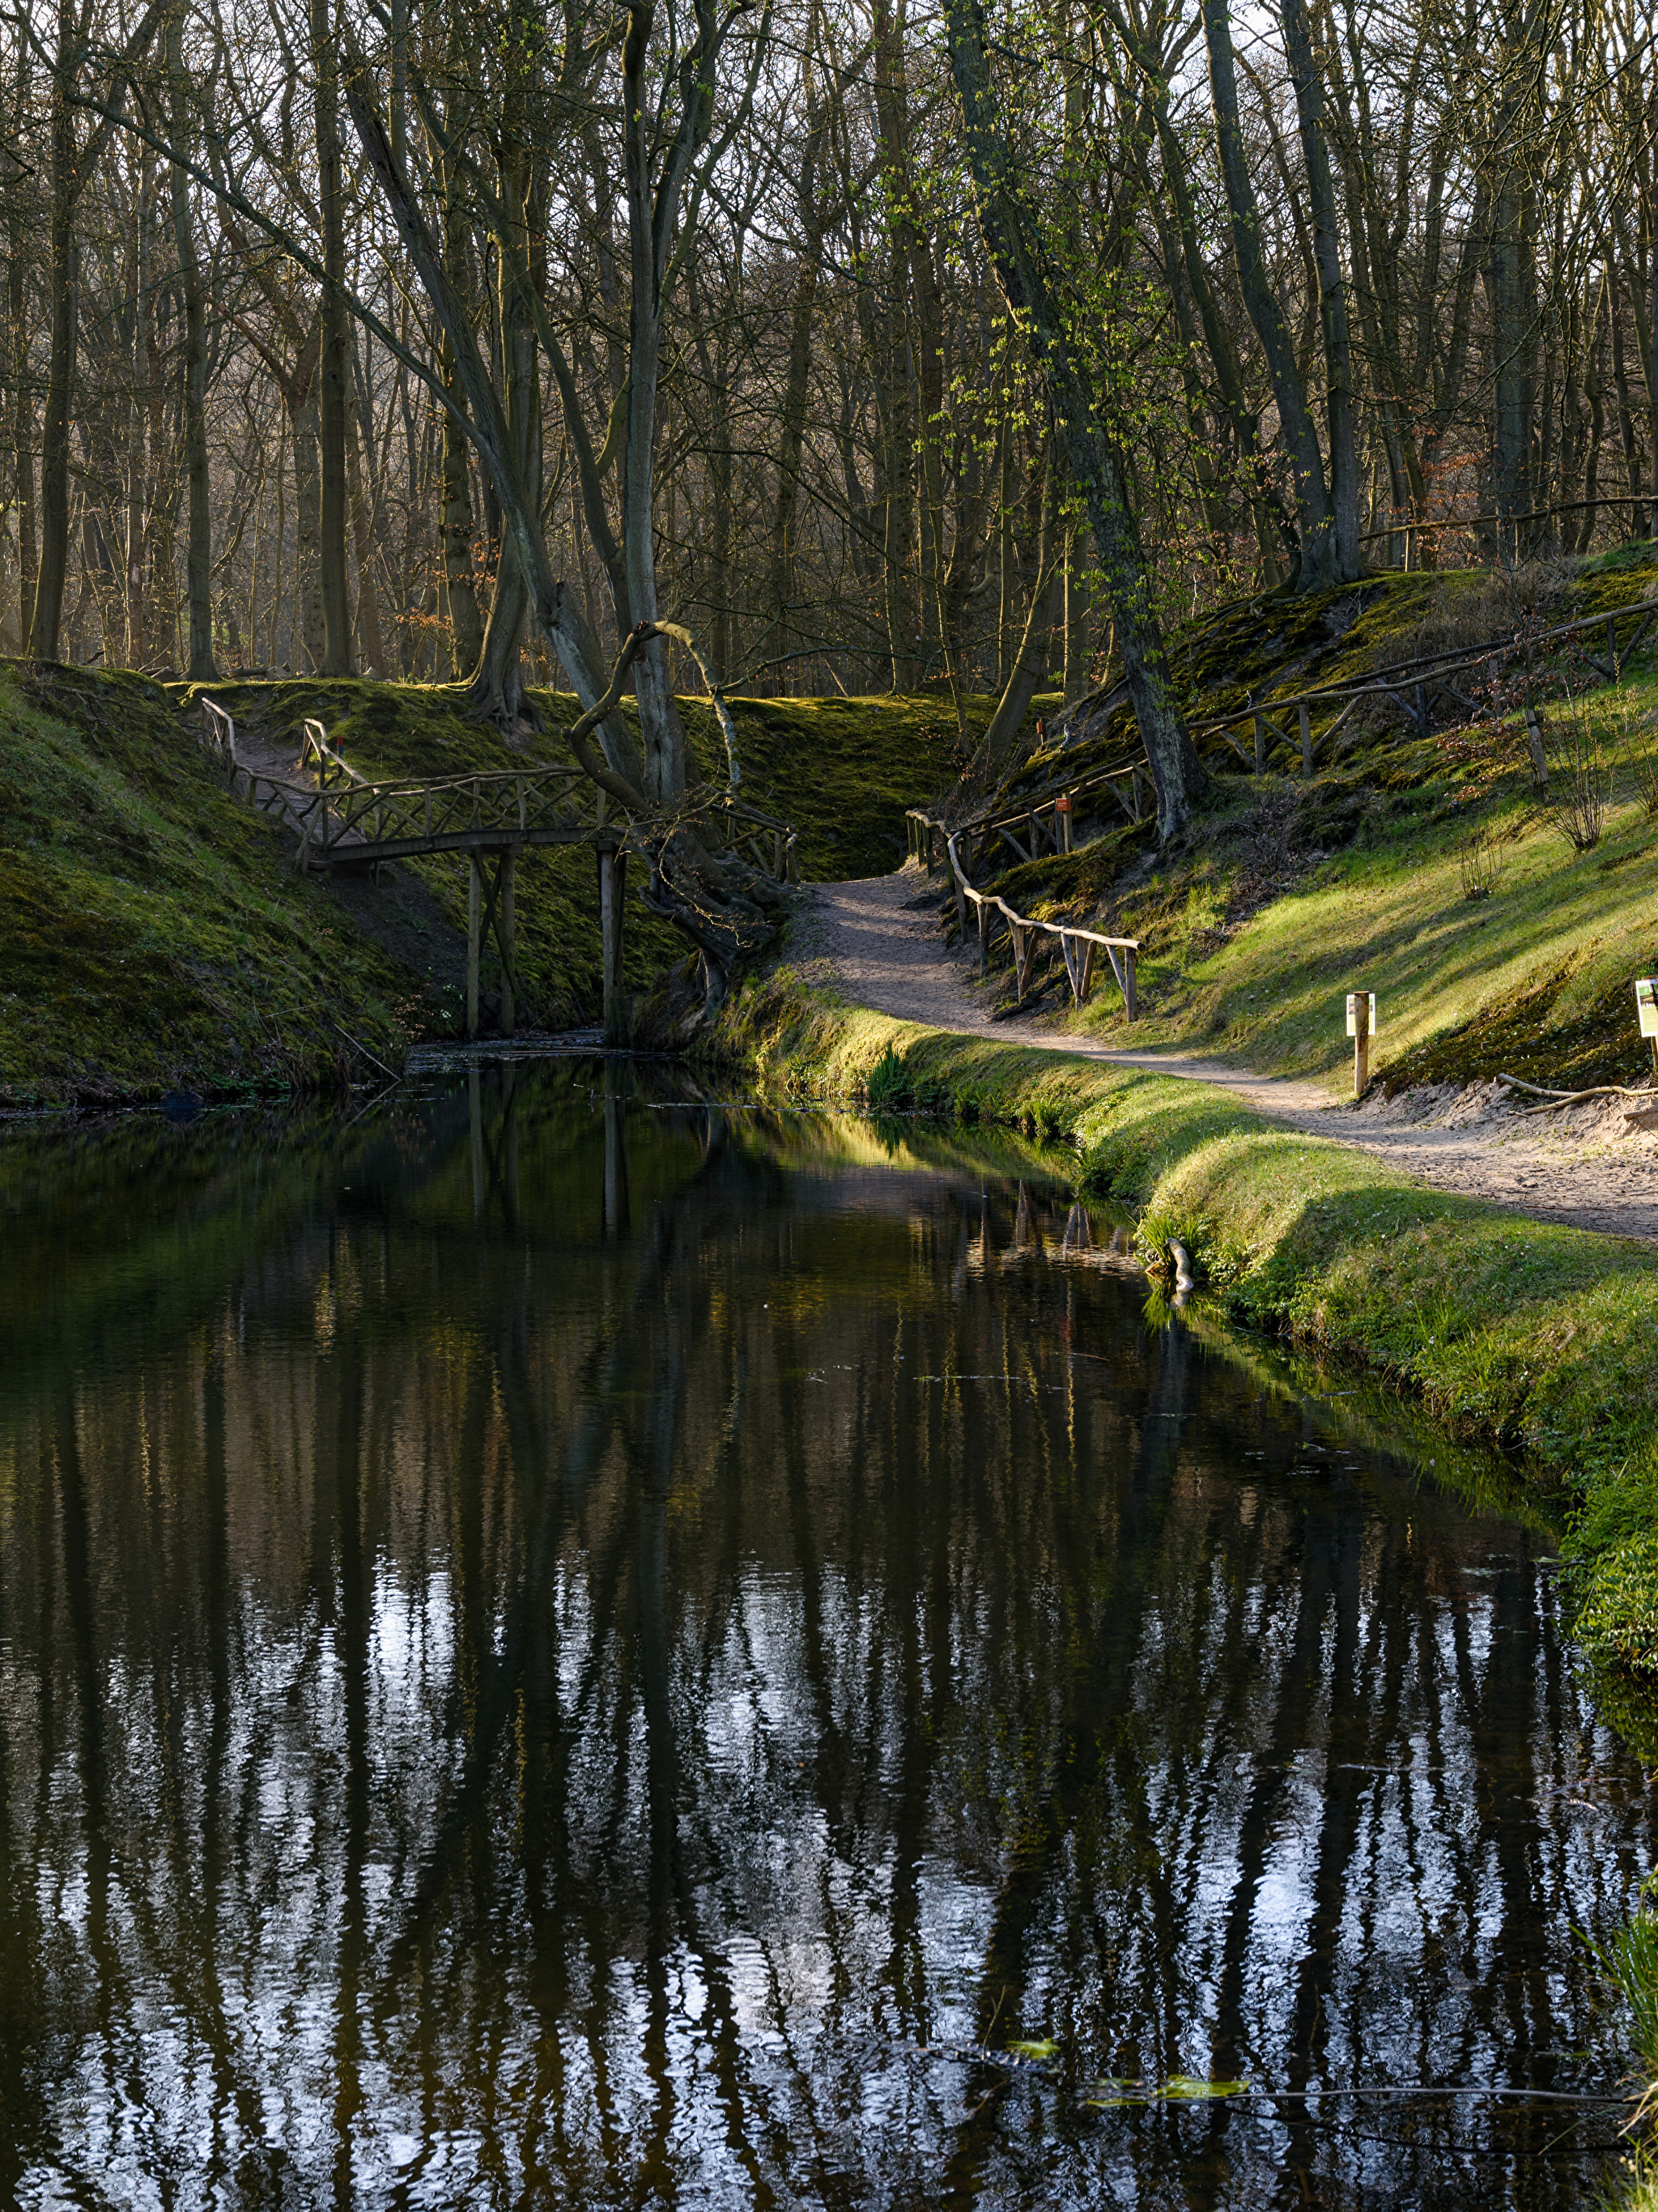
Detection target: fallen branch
<box><xmin>333</xmin><ymin>1023</ymin><xmax>401</xmax><ymax>1083</ymax></box>
<box><xmin>1497</xmin><ymin>1072</ymin><xmax>1657</xmax><ymax>1108</ymax></box>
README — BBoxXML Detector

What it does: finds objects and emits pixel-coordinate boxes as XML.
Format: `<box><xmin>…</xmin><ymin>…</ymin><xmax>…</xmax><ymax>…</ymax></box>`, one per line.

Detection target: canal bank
<box><xmin>708</xmin><ymin>963</ymin><xmax>1658</xmax><ymax>1685</ymax></box>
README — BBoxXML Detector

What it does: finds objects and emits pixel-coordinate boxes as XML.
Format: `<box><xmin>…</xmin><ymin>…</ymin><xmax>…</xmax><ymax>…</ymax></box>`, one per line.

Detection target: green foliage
<box><xmin>966</xmin><ymin>661</ymin><xmax>1658</xmax><ymax>1092</ymax></box>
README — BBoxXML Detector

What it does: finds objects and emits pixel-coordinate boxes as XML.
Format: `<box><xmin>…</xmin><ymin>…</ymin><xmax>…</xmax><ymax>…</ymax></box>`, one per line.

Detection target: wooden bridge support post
<box><xmin>598</xmin><ymin>845</ymin><xmax>627</xmax><ymax>1049</ymax></box>
<box><xmin>466</xmin><ymin>856</ymin><xmax>482</xmax><ymax>1040</ymax></box>
<box><xmin>499</xmin><ymin>848</ymin><xmax>517</xmax><ymax>1036</ymax></box>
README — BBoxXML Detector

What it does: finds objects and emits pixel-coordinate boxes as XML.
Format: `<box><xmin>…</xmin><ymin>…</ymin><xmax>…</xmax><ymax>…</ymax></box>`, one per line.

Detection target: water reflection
<box><xmin>0</xmin><ymin>1066</ymin><xmax>1650</xmax><ymax>2210</ymax></box>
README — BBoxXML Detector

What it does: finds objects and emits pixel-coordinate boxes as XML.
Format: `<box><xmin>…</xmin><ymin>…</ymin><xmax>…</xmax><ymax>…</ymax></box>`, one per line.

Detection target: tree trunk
<box><xmin>289</xmin><ymin>358</ymin><xmax>326</xmax><ymax>670</ymax></box>
<box><xmin>28</xmin><ymin>0</ymin><xmax>79</xmax><ymax>661</ymax></box>
<box><xmin>979</xmin><ymin>440</ymin><xmax>1061</xmax><ymax>775</ymax></box>
<box><xmin>942</xmin><ymin>0</ymin><xmax>1205</xmax><ymax>840</ymax></box>
<box><xmin>1201</xmin><ymin>0</ymin><xmax>1341</xmax><ymax>588</ymax></box>
<box><xmin>1281</xmin><ymin>0</ymin><xmax>1359</xmax><ymax>576</ymax></box>
<box><xmin>313</xmin><ymin>0</ymin><xmax>353</xmax><ymax>672</ymax></box>
<box><xmin>470</xmin><ymin>147</ymin><xmax>541</xmax><ymax>724</ymax></box>
<box><xmin>169</xmin><ymin>0</ymin><xmax>215</xmax><ymax>679</ymax></box>
<box><xmin>6</xmin><ymin>38</ymin><xmax>36</xmax><ymax>653</ymax></box>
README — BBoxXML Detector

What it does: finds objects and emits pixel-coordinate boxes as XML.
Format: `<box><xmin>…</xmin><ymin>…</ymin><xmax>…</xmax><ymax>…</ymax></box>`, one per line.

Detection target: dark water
<box><xmin>0</xmin><ymin>1064</ymin><xmax>1652</xmax><ymax>2210</ymax></box>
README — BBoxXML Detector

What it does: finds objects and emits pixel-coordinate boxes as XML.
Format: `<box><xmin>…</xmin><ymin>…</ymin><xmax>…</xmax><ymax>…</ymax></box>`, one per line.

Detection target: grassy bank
<box><xmin>712</xmin><ymin>967</ymin><xmax>1658</xmax><ymax>1675</ymax></box>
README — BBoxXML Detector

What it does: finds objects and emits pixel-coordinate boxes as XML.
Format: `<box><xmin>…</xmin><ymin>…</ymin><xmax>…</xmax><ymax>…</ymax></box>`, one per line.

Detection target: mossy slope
<box><xmin>0</xmin><ymin>665</ymin><xmax>414</xmax><ymax>1105</ymax></box>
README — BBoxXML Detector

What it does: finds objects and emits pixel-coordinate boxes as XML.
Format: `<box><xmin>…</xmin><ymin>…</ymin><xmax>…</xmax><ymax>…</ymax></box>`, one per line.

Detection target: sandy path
<box><xmin>806</xmin><ymin>866</ymin><xmax>1658</xmax><ymax>1244</ymax></box>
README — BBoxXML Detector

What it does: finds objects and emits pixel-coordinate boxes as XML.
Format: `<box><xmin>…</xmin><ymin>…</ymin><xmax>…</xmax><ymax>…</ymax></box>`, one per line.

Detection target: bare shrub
<box><xmin>1393</xmin><ymin>557</ymin><xmax>1577</xmax><ymax>670</ymax></box>
<box><xmin>1458</xmin><ymin>821</ymin><xmax>1507</xmax><ymax>900</ymax></box>
<box><xmin>1543</xmin><ymin>695</ymin><xmax>1609</xmax><ymax>852</ymax></box>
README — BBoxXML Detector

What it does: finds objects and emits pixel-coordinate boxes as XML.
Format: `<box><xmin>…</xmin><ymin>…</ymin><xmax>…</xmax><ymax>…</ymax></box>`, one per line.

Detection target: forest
<box><xmin>3</xmin><ymin>0</ymin><xmax>1654</xmax><ymax>753</ymax></box>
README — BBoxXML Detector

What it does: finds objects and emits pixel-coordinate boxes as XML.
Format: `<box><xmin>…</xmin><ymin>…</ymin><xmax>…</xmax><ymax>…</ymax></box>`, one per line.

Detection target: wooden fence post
<box><xmin>1299</xmin><ymin>703</ymin><xmax>1312</xmax><ymax>776</ymax></box>
<box><xmin>1124</xmin><ymin>946</ymin><xmax>1137</xmax><ymax>1023</ymax></box>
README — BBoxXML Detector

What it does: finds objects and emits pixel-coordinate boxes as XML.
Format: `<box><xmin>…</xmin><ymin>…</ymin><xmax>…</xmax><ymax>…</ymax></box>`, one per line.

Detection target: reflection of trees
<box><xmin>0</xmin><ymin>1074</ymin><xmax>1648</xmax><ymax>2206</ymax></box>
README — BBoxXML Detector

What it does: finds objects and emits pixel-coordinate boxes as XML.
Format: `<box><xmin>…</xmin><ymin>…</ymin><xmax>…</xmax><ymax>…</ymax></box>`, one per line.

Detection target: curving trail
<box><xmin>806</xmin><ymin>865</ymin><xmax>1658</xmax><ymax>1244</ymax></box>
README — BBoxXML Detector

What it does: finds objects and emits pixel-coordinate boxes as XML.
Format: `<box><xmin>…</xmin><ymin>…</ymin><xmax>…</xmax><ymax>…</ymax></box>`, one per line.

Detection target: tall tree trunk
<box><xmin>288</xmin><ymin>354</ymin><xmax>326</xmax><ymax>670</ymax></box>
<box><xmin>770</xmin><ymin>62</ymin><xmax>827</xmax><ymax>653</ymax></box>
<box><xmin>1201</xmin><ymin>0</ymin><xmax>1342</xmax><ymax>588</ymax></box>
<box><xmin>1281</xmin><ymin>0</ymin><xmax>1359</xmax><ymax>576</ymax></box>
<box><xmin>169</xmin><ymin>0</ymin><xmax>215</xmax><ymax>679</ymax></box>
<box><xmin>345</xmin><ymin>397</ymin><xmax>385</xmax><ymax>674</ymax></box>
<box><xmin>313</xmin><ymin>0</ymin><xmax>353</xmax><ymax>671</ymax></box>
<box><xmin>6</xmin><ymin>38</ymin><xmax>36</xmax><ymax>653</ymax></box>
<box><xmin>942</xmin><ymin>0</ymin><xmax>1205</xmax><ymax>839</ymax></box>
<box><xmin>29</xmin><ymin>0</ymin><xmax>79</xmax><ymax>661</ymax></box>
<box><xmin>979</xmin><ymin>438</ymin><xmax>1061</xmax><ymax>775</ymax></box>
<box><xmin>438</xmin><ymin>122</ymin><xmax>483</xmax><ymax>678</ymax></box>
<box><xmin>470</xmin><ymin>147</ymin><xmax>541</xmax><ymax>724</ymax></box>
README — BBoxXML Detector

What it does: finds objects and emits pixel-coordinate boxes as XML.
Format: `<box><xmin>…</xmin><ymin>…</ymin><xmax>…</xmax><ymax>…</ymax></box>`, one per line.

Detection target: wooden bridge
<box><xmin>197</xmin><ymin>700</ymin><xmax>798</xmax><ymax>1045</ymax></box>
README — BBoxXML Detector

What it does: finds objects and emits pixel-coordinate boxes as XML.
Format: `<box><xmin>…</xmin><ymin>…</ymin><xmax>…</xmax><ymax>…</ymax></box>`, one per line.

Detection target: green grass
<box><xmin>0</xmin><ymin>666</ymin><xmax>414</xmax><ymax>1104</ymax></box>
<box><xmin>712</xmin><ymin>967</ymin><xmax>1658</xmax><ymax>1677</ymax></box>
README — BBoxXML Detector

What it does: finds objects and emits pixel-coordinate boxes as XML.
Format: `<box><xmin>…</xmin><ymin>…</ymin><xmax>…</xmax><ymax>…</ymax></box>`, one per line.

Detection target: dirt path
<box><xmin>806</xmin><ymin>866</ymin><xmax>1658</xmax><ymax>1244</ymax></box>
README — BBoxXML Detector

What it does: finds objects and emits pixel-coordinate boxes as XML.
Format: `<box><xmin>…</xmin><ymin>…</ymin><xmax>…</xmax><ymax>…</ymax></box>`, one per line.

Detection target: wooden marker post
<box><xmin>1636</xmin><ymin>977</ymin><xmax>1658</xmax><ymax>1078</ymax></box>
<box><xmin>1347</xmin><ymin>990</ymin><xmax>1375</xmax><ymax>1098</ymax></box>
<box><xmin>1056</xmin><ymin>790</ymin><xmax>1073</xmax><ymax>854</ymax></box>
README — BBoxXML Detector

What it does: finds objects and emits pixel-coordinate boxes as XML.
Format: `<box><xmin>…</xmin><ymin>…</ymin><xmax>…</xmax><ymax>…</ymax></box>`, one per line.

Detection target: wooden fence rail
<box><xmin>902</xmin><ymin>818</ymin><xmax>1138</xmax><ymax>1019</ymax></box>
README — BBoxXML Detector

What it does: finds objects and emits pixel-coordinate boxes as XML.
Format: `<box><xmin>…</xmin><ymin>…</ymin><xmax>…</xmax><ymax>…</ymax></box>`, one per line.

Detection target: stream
<box><xmin>0</xmin><ymin>1060</ymin><xmax>1651</xmax><ymax>2209</ymax></box>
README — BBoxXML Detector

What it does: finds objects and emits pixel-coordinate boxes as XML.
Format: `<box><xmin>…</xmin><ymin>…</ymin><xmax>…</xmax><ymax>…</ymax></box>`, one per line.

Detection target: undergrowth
<box><xmin>921</xmin><ymin>552</ymin><xmax>1658</xmax><ymax>1092</ymax></box>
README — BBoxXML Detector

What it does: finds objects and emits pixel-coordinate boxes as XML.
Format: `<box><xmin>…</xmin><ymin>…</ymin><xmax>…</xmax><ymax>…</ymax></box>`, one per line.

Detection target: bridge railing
<box><xmin>193</xmin><ymin>704</ymin><xmax>801</xmax><ymax>882</ymax></box>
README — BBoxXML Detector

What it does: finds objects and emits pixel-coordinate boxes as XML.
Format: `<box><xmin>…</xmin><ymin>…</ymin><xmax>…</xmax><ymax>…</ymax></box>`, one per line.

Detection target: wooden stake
<box><xmin>1299</xmin><ymin>702</ymin><xmax>1312</xmax><ymax>776</ymax></box>
<box><xmin>1354</xmin><ymin>1023</ymin><xmax>1369</xmax><ymax>1099</ymax></box>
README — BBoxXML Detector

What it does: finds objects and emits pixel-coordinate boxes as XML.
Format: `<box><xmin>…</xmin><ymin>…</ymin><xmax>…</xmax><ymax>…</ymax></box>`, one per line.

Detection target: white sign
<box><xmin>1346</xmin><ymin>992</ymin><xmax>1376</xmax><ymax>1039</ymax></box>
<box><xmin>1638</xmin><ymin>978</ymin><xmax>1658</xmax><ymax>1040</ymax></box>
